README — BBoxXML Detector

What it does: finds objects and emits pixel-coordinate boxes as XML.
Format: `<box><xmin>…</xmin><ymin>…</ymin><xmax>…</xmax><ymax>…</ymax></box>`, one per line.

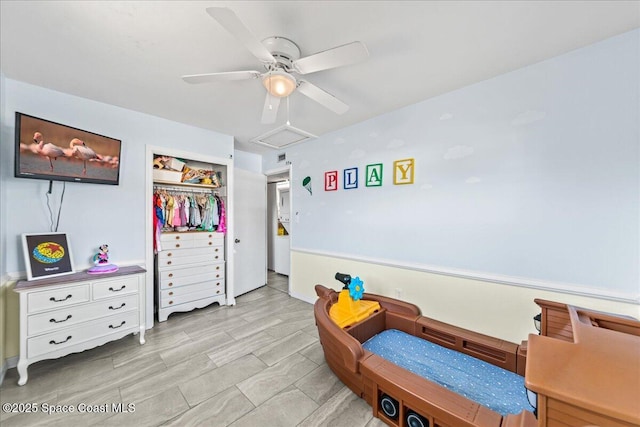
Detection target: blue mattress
<box><xmin>363</xmin><ymin>329</ymin><xmax>531</xmax><ymax>416</ymax></box>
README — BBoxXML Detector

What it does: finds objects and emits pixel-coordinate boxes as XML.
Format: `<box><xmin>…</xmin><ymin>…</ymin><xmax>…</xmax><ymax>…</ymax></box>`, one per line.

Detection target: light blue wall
<box><xmin>233</xmin><ymin>149</ymin><xmax>262</xmax><ymax>173</ymax></box>
<box><xmin>1</xmin><ymin>79</ymin><xmax>234</xmax><ymax>276</ymax></box>
<box><xmin>265</xmin><ymin>29</ymin><xmax>639</xmax><ymax>299</ymax></box>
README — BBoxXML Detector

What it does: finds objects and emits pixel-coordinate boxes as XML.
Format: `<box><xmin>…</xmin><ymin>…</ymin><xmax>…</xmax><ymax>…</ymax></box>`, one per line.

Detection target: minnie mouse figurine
<box><xmin>88</xmin><ymin>244</ymin><xmax>119</xmax><ymax>274</ymax></box>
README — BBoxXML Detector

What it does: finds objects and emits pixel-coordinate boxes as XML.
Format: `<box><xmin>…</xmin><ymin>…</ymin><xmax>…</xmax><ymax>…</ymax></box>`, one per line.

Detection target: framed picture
<box><xmin>22</xmin><ymin>233</ymin><xmax>75</xmax><ymax>280</ymax></box>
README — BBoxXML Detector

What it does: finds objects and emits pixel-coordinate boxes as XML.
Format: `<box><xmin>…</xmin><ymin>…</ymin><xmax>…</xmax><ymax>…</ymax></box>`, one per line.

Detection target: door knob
<box><xmin>235</xmin><ymin>238</ymin><xmax>240</xmax><ymax>243</ymax></box>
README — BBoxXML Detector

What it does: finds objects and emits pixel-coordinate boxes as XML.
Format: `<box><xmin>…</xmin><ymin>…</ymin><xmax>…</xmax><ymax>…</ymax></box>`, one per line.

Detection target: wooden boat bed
<box><xmin>314</xmin><ymin>284</ymin><xmax>640</xmax><ymax>427</ymax></box>
<box><xmin>314</xmin><ymin>285</ymin><xmax>534</xmax><ymax>427</ymax></box>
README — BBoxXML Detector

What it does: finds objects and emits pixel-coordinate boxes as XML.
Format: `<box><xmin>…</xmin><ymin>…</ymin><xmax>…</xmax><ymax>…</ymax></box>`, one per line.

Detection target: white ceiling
<box><xmin>1</xmin><ymin>1</ymin><xmax>638</xmax><ymax>155</ymax></box>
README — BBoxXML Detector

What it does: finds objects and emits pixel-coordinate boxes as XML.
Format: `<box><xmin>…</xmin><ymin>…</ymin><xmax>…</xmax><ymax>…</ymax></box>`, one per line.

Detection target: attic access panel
<box><xmin>250</xmin><ymin>123</ymin><xmax>316</xmax><ymax>149</ymax></box>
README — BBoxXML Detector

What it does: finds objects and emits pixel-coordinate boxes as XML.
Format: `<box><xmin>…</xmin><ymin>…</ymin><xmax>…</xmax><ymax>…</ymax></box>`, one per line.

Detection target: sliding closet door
<box><xmin>233</xmin><ymin>168</ymin><xmax>267</xmax><ymax>297</ymax></box>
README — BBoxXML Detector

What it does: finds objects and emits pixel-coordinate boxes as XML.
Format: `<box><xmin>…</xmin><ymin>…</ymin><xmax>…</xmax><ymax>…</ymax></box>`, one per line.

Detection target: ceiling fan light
<box><xmin>263</xmin><ymin>71</ymin><xmax>296</xmax><ymax>97</ymax></box>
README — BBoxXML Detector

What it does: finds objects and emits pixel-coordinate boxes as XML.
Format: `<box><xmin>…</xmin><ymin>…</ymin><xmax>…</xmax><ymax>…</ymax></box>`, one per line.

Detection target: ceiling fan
<box><xmin>182</xmin><ymin>7</ymin><xmax>369</xmax><ymax>124</ymax></box>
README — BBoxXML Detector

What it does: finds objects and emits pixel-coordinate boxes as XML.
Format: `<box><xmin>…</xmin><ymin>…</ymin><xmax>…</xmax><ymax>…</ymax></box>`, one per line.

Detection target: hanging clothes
<box><xmin>153</xmin><ymin>194</ymin><xmax>164</xmax><ymax>253</ymax></box>
<box><xmin>153</xmin><ymin>186</ymin><xmax>224</xmax><ymax>234</ymax></box>
<box><xmin>216</xmin><ymin>195</ymin><xmax>227</xmax><ymax>234</ymax></box>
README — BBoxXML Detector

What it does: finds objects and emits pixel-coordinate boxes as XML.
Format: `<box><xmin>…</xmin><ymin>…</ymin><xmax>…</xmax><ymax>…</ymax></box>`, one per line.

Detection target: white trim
<box><xmin>292</xmin><ymin>247</ymin><xmax>640</xmax><ymax>304</ymax></box>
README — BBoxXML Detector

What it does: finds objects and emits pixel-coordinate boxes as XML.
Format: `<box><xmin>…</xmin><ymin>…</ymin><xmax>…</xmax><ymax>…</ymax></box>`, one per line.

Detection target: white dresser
<box><xmin>156</xmin><ymin>231</ymin><xmax>225</xmax><ymax>322</ymax></box>
<box><xmin>14</xmin><ymin>265</ymin><xmax>146</xmax><ymax>385</ymax></box>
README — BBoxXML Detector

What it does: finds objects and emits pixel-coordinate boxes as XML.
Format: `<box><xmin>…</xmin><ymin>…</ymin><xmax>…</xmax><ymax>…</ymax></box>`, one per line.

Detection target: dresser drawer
<box><xmin>93</xmin><ymin>276</ymin><xmax>139</xmax><ymax>300</ymax></box>
<box><xmin>160</xmin><ymin>233</ymin><xmax>194</xmax><ymax>243</ymax></box>
<box><xmin>28</xmin><ymin>284</ymin><xmax>90</xmax><ymax>313</ymax></box>
<box><xmin>160</xmin><ymin>287</ymin><xmax>224</xmax><ymax>308</ymax></box>
<box><xmin>160</xmin><ymin>280</ymin><xmax>224</xmax><ymax>300</ymax></box>
<box><xmin>157</xmin><ymin>246</ymin><xmax>223</xmax><ymax>266</ymax></box>
<box><xmin>160</xmin><ymin>233</ymin><xmax>195</xmax><ymax>250</ymax></box>
<box><xmin>27</xmin><ymin>311</ymin><xmax>139</xmax><ymax>358</ymax></box>
<box><xmin>159</xmin><ymin>263</ymin><xmax>224</xmax><ymax>281</ymax></box>
<box><xmin>162</xmin><ymin>239</ymin><xmax>195</xmax><ymax>250</ymax></box>
<box><xmin>157</xmin><ymin>252</ymin><xmax>223</xmax><ymax>269</ymax></box>
<box><xmin>159</xmin><ymin>271</ymin><xmax>223</xmax><ymax>289</ymax></box>
<box><xmin>28</xmin><ymin>294</ymin><xmax>138</xmax><ymax>336</ymax></box>
<box><xmin>192</xmin><ymin>232</ymin><xmax>224</xmax><ymax>248</ymax></box>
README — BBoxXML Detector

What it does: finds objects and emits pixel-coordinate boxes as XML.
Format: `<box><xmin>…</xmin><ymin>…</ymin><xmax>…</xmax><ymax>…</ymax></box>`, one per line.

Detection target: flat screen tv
<box><xmin>15</xmin><ymin>112</ymin><xmax>121</xmax><ymax>185</ymax></box>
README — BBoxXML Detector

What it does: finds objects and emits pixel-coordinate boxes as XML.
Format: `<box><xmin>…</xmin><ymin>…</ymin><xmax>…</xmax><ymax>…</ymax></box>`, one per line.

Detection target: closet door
<box><xmin>233</xmin><ymin>168</ymin><xmax>267</xmax><ymax>297</ymax></box>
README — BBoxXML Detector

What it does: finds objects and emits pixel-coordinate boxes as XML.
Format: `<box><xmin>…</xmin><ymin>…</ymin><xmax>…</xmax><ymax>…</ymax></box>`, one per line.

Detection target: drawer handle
<box><xmin>215</xmin><ymin>248</ymin><xmax>219</xmax><ymax>252</ymax></box>
<box><xmin>168</xmin><ymin>282</ymin><xmax>173</xmax><ymax>287</ymax></box>
<box><xmin>175</xmin><ymin>236</ymin><xmax>180</xmax><ymax>240</ymax></box>
<box><xmin>168</xmin><ymin>274</ymin><xmax>174</xmax><ymax>278</ymax></box>
<box><xmin>216</xmin><ymin>274</ymin><xmax>220</xmax><ymax>278</ymax></box>
<box><xmin>50</xmin><ymin>314</ymin><xmax>72</xmax><ymax>323</ymax></box>
<box><xmin>167</xmin><ymin>253</ymin><xmax>172</xmax><ymax>257</ymax></box>
<box><xmin>167</xmin><ymin>261</ymin><xmax>172</xmax><ymax>265</ymax></box>
<box><xmin>175</xmin><ymin>244</ymin><xmax>181</xmax><ymax>248</ymax></box>
<box><xmin>109</xmin><ymin>321</ymin><xmax>126</xmax><ymax>329</ymax></box>
<box><xmin>50</xmin><ymin>336</ymin><xmax>72</xmax><ymax>345</ymax></box>
<box><xmin>109</xmin><ymin>303</ymin><xmax>126</xmax><ymax>310</ymax></box>
<box><xmin>169</xmin><ymin>300</ymin><xmax>173</xmax><ymax>305</ymax></box>
<box><xmin>168</xmin><ymin>291</ymin><xmax>174</xmax><ymax>296</ymax></box>
<box><xmin>216</xmin><ymin>290</ymin><xmax>220</xmax><ymax>294</ymax></box>
<box><xmin>109</xmin><ymin>285</ymin><xmax>126</xmax><ymax>292</ymax></box>
<box><xmin>208</xmin><ymin>242</ymin><xmax>212</xmax><ymax>246</ymax></box>
<box><xmin>208</xmin><ymin>234</ymin><xmax>212</xmax><ymax>238</ymax></box>
<box><xmin>216</xmin><ymin>266</ymin><xmax>220</xmax><ymax>270</ymax></box>
<box><xmin>50</xmin><ymin>294</ymin><xmax>72</xmax><ymax>302</ymax></box>
<box><xmin>215</xmin><ymin>256</ymin><xmax>219</xmax><ymax>259</ymax></box>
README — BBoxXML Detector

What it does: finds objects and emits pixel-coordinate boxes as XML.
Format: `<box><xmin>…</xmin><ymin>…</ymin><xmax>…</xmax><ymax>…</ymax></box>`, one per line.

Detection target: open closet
<box><xmin>145</xmin><ymin>147</ymin><xmax>234</xmax><ymax>324</ymax></box>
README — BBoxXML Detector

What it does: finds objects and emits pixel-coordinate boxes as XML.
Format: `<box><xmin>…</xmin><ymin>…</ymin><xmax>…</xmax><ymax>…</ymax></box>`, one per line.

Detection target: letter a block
<box><xmin>366</xmin><ymin>163</ymin><xmax>383</xmax><ymax>187</ymax></box>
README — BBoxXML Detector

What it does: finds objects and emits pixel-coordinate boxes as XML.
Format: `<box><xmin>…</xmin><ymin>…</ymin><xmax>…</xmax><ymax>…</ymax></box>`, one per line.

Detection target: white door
<box><xmin>233</xmin><ymin>168</ymin><xmax>267</xmax><ymax>297</ymax></box>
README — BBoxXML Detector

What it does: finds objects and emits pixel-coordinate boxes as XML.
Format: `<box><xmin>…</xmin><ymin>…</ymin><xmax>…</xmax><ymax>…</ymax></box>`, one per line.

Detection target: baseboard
<box><xmin>289</xmin><ymin>290</ymin><xmax>316</xmax><ymax>305</ymax></box>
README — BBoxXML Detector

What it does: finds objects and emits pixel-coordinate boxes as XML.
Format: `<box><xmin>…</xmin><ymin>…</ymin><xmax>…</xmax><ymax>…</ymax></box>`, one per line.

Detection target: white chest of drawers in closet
<box><xmin>156</xmin><ymin>231</ymin><xmax>225</xmax><ymax>321</ymax></box>
<box><xmin>14</xmin><ymin>266</ymin><xmax>146</xmax><ymax>385</ymax></box>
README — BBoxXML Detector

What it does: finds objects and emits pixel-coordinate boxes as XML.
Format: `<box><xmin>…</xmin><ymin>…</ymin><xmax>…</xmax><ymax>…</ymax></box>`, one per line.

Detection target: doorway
<box><xmin>265</xmin><ymin>166</ymin><xmax>291</xmax><ymax>294</ymax></box>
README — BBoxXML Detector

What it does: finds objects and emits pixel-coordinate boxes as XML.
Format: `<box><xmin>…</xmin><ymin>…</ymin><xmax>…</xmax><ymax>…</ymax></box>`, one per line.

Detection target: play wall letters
<box><xmin>323</xmin><ymin>158</ymin><xmax>414</xmax><ymax>191</ymax></box>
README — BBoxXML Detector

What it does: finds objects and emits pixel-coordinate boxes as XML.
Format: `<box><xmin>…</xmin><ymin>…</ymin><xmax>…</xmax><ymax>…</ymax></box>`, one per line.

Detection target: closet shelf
<box><xmin>154</xmin><ymin>180</ymin><xmax>222</xmax><ymax>190</ymax></box>
<box><xmin>154</xmin><ymin>181</ymin><xmax>226</xmax><ymax>195</ymax></box>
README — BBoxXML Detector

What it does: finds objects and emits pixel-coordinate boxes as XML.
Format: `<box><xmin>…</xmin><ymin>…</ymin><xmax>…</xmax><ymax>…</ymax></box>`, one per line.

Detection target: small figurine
<box><xmin>87</xmin><ymin>244</ymin><xmax>119</xmax><ymax>274</ymax></box>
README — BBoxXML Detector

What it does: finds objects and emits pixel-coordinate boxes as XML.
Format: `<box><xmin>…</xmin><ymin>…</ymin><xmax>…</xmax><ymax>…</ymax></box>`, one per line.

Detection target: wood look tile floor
<box><xmin>0</xmin><ymin>271</ymin><xmax>386</xmax><ymax>427</ymax></box>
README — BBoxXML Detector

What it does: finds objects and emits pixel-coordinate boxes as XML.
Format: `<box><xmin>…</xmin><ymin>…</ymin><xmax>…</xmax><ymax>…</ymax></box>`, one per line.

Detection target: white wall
<box><xmin>2</xmin><ymin>79</ymin><xmax>234</xmax><ymax>276</ymax></box>
<box><xmin>264</xmin><ymin>30</ymin><xmax>640</xmax><ymax>341</ymax></box>
<box><xmin>0</xmin><ymin>79</ymin><xmax>234</xmax><ymax>363</ymax></box>
<box><xmin>233</xmin><ymin>149</ymin><xmax>262</xmax><ymax>173</ymax></box>
<box><xmin>265</xmin><ymin>29</ymin><xmax>639</xmax><ymax>304</ymax></box>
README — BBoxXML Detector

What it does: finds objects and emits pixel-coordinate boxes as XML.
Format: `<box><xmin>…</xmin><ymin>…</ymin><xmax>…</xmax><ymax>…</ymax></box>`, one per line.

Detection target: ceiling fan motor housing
<box><xmin>262</xmin><ymin>36</ymin><xmax>301</xmax><ymax>71</ymax></box>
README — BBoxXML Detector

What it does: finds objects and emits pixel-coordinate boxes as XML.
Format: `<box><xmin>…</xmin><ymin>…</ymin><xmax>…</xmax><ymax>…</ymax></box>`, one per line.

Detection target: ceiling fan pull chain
<box><xmin>286</xmin><ymin>96</ymin><xmax>291</xmax><ymax>126</ymax></box>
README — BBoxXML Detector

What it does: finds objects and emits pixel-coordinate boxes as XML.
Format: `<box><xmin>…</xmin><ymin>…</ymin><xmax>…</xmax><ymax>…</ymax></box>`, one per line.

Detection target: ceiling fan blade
<box><xmin>297</xmin><ymin>80</ymin><xmax>349</xmax><ymax>114</ymax></box>
<box><xmin>293</xmin><ymin>41</ymin><xmax>369</xmax><ymax>75</ymax></box>
<box><xmin>206</xmin><ymin>7</ymin><xmax>275</xmax><ymax>64</ymax></box>
<box><xmin>182</xmin><ymin>70</ymin><xmax>261</xmax><ymax>84</ymax></box>
<box><xmin>261</xmin><ymin>93</ymin><xmax>281</xmax><ymax>124</ymax></box>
